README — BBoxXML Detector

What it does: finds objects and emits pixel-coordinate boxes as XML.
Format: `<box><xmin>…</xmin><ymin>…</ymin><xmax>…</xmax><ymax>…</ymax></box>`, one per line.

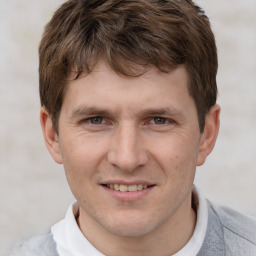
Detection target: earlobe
<box><xmin>197</xmin><ymin>104</ymin><xmax>220</xmax><ymax>166</ymax></box>
<box><xmin>40</xmin><ymin>107</ymin><xmax>63</xmax><ymax>164</ymax></box>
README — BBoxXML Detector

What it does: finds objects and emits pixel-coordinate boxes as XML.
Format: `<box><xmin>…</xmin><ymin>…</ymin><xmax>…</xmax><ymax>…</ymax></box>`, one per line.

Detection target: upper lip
<box><xmin>100</xmin><ymin>180</ymin><xmax>155</xmax><ymax>186</ymax></box>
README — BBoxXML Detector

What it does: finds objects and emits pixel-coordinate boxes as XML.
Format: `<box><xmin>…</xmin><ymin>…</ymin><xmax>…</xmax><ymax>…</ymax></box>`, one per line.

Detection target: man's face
<box><xmin>43</xmin><ymin>62</ymin><xmax>215</xmax><ymax>238</ymax></box>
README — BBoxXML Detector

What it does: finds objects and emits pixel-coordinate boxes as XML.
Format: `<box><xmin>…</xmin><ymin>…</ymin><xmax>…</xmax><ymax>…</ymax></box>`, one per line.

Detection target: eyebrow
<box><xmin>68</xmin><ymin>105</ymin><xmax>184</xmax><ymax>120</ymax></box>
<box><xmin>69</xmin><ymin>106</ymin><xmax>112</xmax><ymax>119</ymax></box>
<box><xmin>138</xmin><ymin>107</ymin><xmax>182</xmax><ymax>117</ymax></box>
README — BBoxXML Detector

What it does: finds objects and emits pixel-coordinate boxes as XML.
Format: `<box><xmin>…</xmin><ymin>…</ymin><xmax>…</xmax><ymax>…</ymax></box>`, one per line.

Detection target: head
<box><xmin>39</xmin><ymin>0</ymin><xmax>218</xmax><ymax>133</ymax></box>
<box><xmin>39</xmin><ymin>0</ymin><xmax>220</xmax><ymax>253</ymax></box>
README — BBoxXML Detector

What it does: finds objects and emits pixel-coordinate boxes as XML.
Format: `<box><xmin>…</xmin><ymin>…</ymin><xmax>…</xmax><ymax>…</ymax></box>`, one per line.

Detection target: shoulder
<box><xmin>208</xmin><ymin>200</ymin><xmax>256</xmax><ymax>254</ymax></box>
<box><xmin>10</xmin><ymin>232</ymin><xmax>58</xmax><ymax>256</ymax></box>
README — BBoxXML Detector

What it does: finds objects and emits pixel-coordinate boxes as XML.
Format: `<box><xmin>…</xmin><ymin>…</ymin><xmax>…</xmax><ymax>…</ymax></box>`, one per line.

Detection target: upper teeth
<box><xmin>107</xmin><ymin>184</ymin><xmax>148</xmax><ymax>192</ymax></box>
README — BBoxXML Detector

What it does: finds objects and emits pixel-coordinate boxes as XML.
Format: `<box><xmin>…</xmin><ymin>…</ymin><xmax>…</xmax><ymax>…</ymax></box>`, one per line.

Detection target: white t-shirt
<box><xmin>51</xmin><ymin>187</ymin><xmax>208</xmax><ymax>256</ymax></box>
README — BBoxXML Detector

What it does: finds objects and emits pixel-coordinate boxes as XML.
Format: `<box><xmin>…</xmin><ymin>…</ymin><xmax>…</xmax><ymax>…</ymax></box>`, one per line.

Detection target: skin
<box><xmin>41</xmin><ymin>61</ymin><xmax>220</xmax><ymax>256</ymax></box>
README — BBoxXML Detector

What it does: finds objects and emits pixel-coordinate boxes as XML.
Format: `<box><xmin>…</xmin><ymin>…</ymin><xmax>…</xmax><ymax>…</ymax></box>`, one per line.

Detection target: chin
<box><xmin>101</xmin><ymin>214</ymin><xmax>160</xmax><ymax>238</ymax></box>
<box><xmin>106</xmin><ymin>224</ymin><xmax>153</xmax><ymax>238</ymax></box>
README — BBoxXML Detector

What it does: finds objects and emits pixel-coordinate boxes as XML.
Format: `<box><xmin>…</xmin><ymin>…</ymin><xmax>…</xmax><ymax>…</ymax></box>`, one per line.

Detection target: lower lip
<box><xmin>101</xmin><ymin>185</ymin><xmax>155</xmax><ymax>201</ymax></box>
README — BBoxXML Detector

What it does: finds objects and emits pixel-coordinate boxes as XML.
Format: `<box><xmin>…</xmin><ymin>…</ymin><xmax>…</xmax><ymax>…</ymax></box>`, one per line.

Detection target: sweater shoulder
<box><xmin>210</xmin><ymin>202</ymin><xmax>256</xmax><ymax>244</ymax></box>
<box><xmin>10</xmin><ymin>232</ymin><xmax>58</xmax><ymax>256</ymax></box>
<box><xmin>208</xmin><ymin>200</ymin><xmax>256</xmax><ymax>256</ymax></box>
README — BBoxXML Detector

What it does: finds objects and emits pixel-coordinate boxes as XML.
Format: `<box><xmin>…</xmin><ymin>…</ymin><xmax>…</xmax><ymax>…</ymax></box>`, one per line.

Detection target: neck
<box><xmin>78</xmin><ymin>195</ymin><xmax>196</xmax><ymax>256</ymax></box>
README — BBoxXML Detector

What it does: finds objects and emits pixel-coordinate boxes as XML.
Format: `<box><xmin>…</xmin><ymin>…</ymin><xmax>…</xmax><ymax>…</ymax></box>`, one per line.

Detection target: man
<box><xmin>11</xmin><ymin>0</ymin><xmax>256</xmax><ymax>255</ymax></box>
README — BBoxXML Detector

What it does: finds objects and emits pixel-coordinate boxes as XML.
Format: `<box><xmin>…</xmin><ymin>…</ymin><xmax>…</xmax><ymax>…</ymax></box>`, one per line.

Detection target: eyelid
<box><xmin>82</xmin><ymin>116</ymin><xmax>113</xmax><ymax>126</ymax></box>
<box><xmin>89</xmin><ymin>116</ymin><xmax>104</xmax><ymax>123</ymax></box>
<box><xmin>80</xmin><ymin>115</ymin><xmax>175</xmax><ymax>126</ymax></box>
<box><xmin>146</xmin><ymin>116</ymin><xmax>175</xmax><ymax>125</ymax></box>
<box><xmin>85</xmin><ymin>116</ymin><xmax>103</xmax><ymax>123</ymax></box>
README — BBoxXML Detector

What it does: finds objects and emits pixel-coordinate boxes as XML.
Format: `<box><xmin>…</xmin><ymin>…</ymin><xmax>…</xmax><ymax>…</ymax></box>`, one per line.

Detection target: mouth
<box><xmin>102</xmin><ymin>184</ymin><xmax>154</xmax><ymax>192</ymax></box>
<box><xmin>101</xmin><ymin>182</ymin><xmax>155</xmax><ymax>201</ymax></box>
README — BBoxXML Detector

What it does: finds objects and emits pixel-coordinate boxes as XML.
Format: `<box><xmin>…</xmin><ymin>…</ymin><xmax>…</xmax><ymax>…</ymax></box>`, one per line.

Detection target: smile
<box><xmin>105</xmin><ymin>184</ymin><xmax>149</xmax><ymax>192</ymax></box>
<box><xmin>102</xmin><ymin>183</ymin><xmax>155</xmax><ymax>201</ymax></box>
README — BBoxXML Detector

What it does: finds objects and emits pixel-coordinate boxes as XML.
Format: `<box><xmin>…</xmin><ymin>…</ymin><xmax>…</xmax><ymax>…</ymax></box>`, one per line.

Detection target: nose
<box><xmin>107</xmin><ymin>124</ymin><xmax>148</xmax><ymax>171</ymax></box>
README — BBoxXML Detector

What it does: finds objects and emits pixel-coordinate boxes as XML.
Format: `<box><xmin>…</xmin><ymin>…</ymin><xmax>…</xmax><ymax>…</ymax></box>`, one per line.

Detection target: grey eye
<box><xmin>154</xmin><ymin>117</ymin><xmax>167</xmax><ymax>124</ymax></box>
<box><xmin>89</xmin><ymin>117</ymin><xmax>103</xmax><ymax>124</ymax></box>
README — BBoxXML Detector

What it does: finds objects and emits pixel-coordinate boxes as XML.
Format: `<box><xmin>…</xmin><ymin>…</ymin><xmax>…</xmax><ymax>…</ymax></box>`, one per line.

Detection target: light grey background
<box><xmin>0</xmin><ymin>1</ymin><xmax>255</xmax><ymax>255</ymax></box>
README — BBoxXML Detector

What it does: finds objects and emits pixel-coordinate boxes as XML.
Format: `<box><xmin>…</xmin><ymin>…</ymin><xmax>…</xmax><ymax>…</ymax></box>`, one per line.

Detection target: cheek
<box><xmin>59</xmin><ymin>137</ymin><xmax>107</xmax><ymax>205</ymax></box>
<box><xmin>150</xmin><ymin>134</ymin><xmax>199</xmax><ymax>180</ymax></box>
<box><xmin>59</xmin><ymin>135</ymin><xmax>108</xmax><ymax>183</ymax></box>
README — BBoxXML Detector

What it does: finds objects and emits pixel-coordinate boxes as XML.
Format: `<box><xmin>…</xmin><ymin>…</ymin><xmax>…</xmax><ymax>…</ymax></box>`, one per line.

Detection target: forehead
<box><xmin>62</xmin><ymin>61</ymin><xmax>195</xmax><ymax>117</ymax></box>
<box><xmin>68</xmin><ymin>61</ymin><xmax>189</xmax><ymax>94</ymax></box>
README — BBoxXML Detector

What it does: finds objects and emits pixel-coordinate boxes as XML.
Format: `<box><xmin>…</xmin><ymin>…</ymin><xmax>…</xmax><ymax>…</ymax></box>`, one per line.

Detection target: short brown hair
<box><xmin>39</xmin><ymin>0</ymin><xmax>218</xmax><ymax>133</ymax></box>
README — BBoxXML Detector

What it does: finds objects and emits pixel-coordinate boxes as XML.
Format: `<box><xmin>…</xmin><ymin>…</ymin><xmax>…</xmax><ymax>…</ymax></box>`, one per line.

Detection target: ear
<box><xmin>40</xmin><ymin>107</ymin><xmax>63</xmax><ymax>164</ymax></box>
<box><xmin>197</xmin><ymin>104</ymin><xmax>220</xmax><ymax>166</ymax></box>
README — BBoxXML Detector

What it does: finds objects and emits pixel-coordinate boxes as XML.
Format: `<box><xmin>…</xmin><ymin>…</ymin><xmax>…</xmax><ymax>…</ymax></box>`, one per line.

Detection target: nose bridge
<box><xmin>108</xmin><ymin>122</ymin><xmax>147</xmax><ymax>170</ymax></box>
<box><xmin>119</xmin><ymin>123</ymin><xmax>138</xmax><ymax>158</ymax></box>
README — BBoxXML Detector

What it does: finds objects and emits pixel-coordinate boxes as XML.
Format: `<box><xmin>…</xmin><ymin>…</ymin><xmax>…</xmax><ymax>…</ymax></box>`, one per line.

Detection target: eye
<box><xmin>145</xmin><ymin>116</ymin><xmax>176</xmax><ymax>127</ymax></box>
<box><xmin>153</xmin><ymin>117</ymin><xmax>167</xmax><ymax>124</ymax></box>
<box><xmin>80</xmin><ymin>116</ymin><xmax>111</xmax><ymax>131</ymax></box>
<box><xmin>88</xmin><ymin>116</ymin><xmax>104</xmax><ymax>124</ymax></box>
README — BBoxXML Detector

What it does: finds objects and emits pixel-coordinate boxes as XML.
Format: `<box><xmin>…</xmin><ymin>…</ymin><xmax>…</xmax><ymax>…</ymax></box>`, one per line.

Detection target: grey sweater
<box><xmin>10</xmin><ymin>201</ymin><xmax>256</xmax><ymax>256</ymax></box>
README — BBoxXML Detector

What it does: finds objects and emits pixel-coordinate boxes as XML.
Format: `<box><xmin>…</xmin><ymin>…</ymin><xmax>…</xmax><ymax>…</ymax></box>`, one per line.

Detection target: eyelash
<box><xmin>147</xmin><ymin>117</ymin><xmax>170</xmax><ymax>125</ymax></box>
<box><xmin>83</xmin><ymin>116</ymin><xmax>174</xmax><ymax>126</ymax></box>
<box><xmin>85</xmin><ymin>116</ymin><xmax>106</xmax><ymax>125</ymax></box>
